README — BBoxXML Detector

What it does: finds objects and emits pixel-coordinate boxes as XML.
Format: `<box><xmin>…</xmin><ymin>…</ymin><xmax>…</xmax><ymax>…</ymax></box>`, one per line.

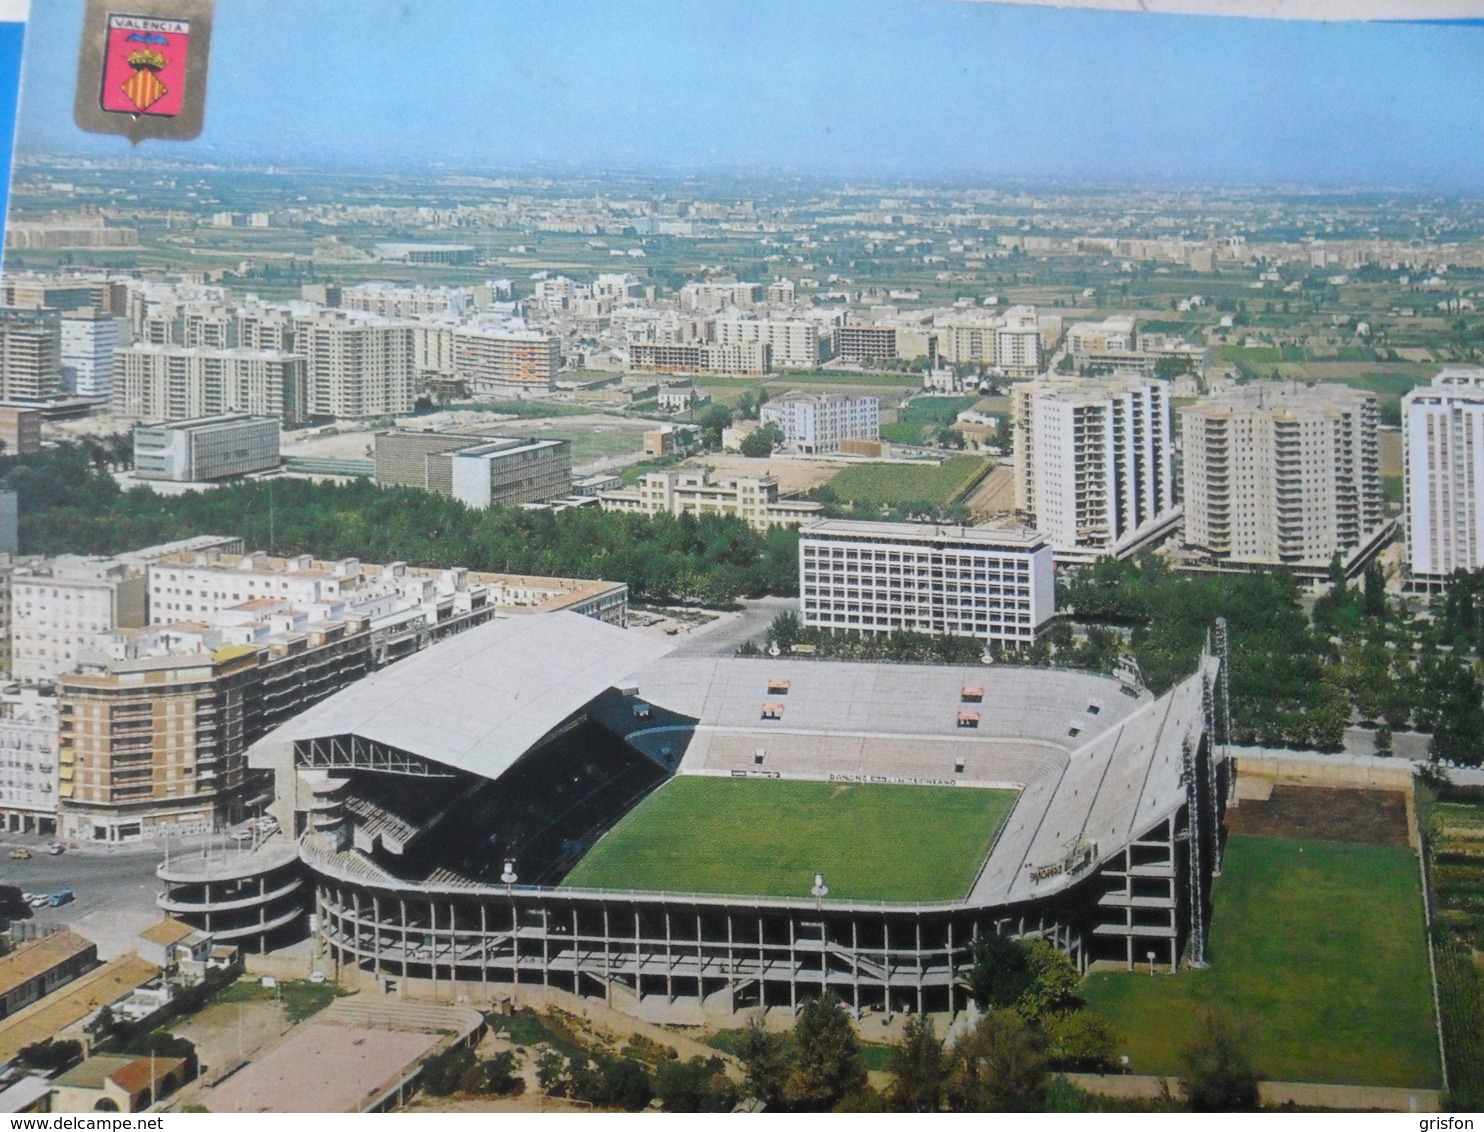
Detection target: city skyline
<box><xmin>12</xmin><ymin>0</ymin><xmax>1484</xmax><ymax>189</ymax></box>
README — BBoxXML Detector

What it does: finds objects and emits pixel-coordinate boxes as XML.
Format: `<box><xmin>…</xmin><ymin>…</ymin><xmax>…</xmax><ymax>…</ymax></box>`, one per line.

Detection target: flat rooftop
<box><xmin>202</xmin><ymin>1023</ymin><xmax>440</xmax><ymax>1113</ymax></box>
<box><xmin>799</xmin><ymin>518</ymin><xmax>1048</xmax><ymax>549</ymax></box>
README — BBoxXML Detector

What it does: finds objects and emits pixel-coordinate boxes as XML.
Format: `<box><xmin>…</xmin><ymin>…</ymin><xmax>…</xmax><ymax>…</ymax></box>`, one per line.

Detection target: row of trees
<box><xmin>1060</xmin><ymin>552</ymin><xmax>1484</xmax><ymax>761</ymax></box>
<box><xmin>730</xmin><ymin>933</ymin><xmax>1257</xmax><ymax>1113</ymax></box>
<box><xmin>6</xmin><ymin>442</ymin><xmax>799</xmax><ymax>607</ymax></box>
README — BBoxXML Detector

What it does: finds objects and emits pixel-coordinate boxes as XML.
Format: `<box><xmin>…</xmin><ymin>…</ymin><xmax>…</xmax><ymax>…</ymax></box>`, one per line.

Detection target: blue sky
<box><xmin>13</xmin><ymin>0</ymin><xmax>1484</xmax><ymax>187</ymax></box>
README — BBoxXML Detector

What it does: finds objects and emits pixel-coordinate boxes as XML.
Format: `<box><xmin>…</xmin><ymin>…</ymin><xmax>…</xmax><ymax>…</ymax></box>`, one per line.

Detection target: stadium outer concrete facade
<box><xmin>207</xmin><ymin>613</ymin><xmax>1225</xmax><ymax>1022</ymax></box>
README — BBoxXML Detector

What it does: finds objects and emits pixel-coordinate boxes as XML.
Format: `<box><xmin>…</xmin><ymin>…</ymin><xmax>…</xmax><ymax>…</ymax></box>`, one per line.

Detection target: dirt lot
<box><xmin>687</xmin><ymin>453</ymin><xmax>845</xmax><ymax>495</ymax></box>
<box><xmin>1227</xmin><ymin>785</ymin><xmax>1410</xmax><ymax>846</ymax></box>
<box><xmin>1380</xmin><ymin>429</ymin><xmax>1401</xmax><ymax>478</ymax></box>
<box><xmin>965</xmin><ymin>464</ymin><xmax>1014</xmax><ymax>521</ymax></box>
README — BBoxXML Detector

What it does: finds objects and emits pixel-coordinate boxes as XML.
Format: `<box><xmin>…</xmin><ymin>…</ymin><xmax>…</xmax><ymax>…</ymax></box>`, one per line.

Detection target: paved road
<box><xmin>667</xmin><ymin>595</ymin><xmax>797</xmax><ymax>658</ymax></box>
<box><xmin>0</xmin><ymin>833</ymin><xmax>172</xmax><ymax>958</ymax></box>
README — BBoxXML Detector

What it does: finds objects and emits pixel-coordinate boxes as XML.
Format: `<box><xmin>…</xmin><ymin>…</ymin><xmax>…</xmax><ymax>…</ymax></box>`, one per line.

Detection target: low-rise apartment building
<box><xmin>599</xmin><ymin>468</ymin><xmax>824</xmax><ymax>530</ymax></box>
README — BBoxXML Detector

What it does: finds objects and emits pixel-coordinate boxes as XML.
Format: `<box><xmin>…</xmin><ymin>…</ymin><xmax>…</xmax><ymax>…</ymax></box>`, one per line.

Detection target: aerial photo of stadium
<box><xmin>205</xmin><ymin>611</ymin><xmax>1228</xmax><ymax>1022</ymax></box>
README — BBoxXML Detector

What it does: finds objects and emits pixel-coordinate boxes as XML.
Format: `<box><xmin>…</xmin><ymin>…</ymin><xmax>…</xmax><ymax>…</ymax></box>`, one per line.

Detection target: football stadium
<box><xmin>238</xmin><ymin>612</ymin><xmax>1226</xmax><ymax>1021</ymax></box>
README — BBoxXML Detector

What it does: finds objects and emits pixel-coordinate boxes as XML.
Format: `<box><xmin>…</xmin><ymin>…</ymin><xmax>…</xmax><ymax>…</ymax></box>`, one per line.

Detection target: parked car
<box><xmin>46</xmin><ymin>843</ymin><xmax>64</xmax><ymax>856</ymax></box>
<box><xmin>48</xmin><ymin>889</ymin><xmax>74</xmax><ymax>907</ymax></box>
<box><xmin>230</xmin><ymin>829</ymin><xmax>253</xmax><ymax>842</ymax></box>
<box><xmin>8</xmin><ymin>848</ymin><xmax>30</xmax><ymax>860</ymax></box>
<box><xmin>27</xmin><ymin>894</ymin><xmax>49</xmax><ymax>907</ymax></box>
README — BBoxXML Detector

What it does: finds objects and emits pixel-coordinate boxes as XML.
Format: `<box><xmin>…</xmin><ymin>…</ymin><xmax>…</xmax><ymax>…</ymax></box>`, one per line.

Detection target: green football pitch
<box><xmin>561</xmin><ymin>776</ymin><xmax>1019</xmax><ymax>902</ymax></box>
<box><xmin>1082</xmin><ymin>834</ymin><xmax>1439</xmax><ymax>1088</ymax></box>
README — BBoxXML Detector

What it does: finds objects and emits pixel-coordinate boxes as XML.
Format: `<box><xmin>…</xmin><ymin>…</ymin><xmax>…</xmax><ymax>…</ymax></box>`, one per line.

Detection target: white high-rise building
<box><xmin>1181</xmin><ymin>382</ymin><xmax>1384</xmax><ymax>569</ymax></box>
<box><xmin>111</xmin><ymin>345</ymin><xmax>308</xmax><ymax>425</ymax></box>
<box><xmin>1014</xmin><ymin>375</ymin><xmax>1176</xmax><ymax>559</ymax></box>
<box><xmin>798</xmin><ymin>520</ymin><xmax>1055</xmax><ymax>643</ymax></box>
<box><xmin>451</xmin><ymin>326</ymin><xmax>559</xmax><ymax>394</ymax></box>
<box><xmin>1404</xmin><ymin>367</ymin><xmax>1484</xmax><ymax>582</ymax></box>
<box><xmin>760</xmin><ymin>391</ymin><xmax>880</xmax><ymax>454</ymax></box>
<box><xmin>60</xmin><ymin>308</ymin><xmax>122</xmax><ymax>398</ymax></box>
<box><xmin>293</xmin><ymin>311</ymin><xmax>416</xmax><ymax>418</ymax></box>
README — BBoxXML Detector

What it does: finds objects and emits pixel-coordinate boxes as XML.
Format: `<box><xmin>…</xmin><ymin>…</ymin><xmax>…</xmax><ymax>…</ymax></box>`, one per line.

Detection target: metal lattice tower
<box><xmin>1182</xmin><ymin>735</ymin><xmax>1209</xmax><ymax>967</ymax></box>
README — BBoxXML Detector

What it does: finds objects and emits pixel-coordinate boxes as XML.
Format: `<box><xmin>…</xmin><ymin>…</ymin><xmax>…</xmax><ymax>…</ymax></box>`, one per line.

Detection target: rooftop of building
<box><xmin>1182</xmin><ymin>380</ymin><xmax>1376</xmax><ymax>415</ymax></box>
<box><xmin>800</xmin><ymin>518</ymin><xmax>1049</xmax><ymax>549</ymax></box>
<box><xmin>0</xmin><ymin>931</ymin><xmax>95</xmax><ymax>996</ymax></box>
<box><xmin>136</xmin><ymin>918</ymin><xmax>196</xmax><ymax>948</ymax></box>
<box><xmin>247</xmin><ymin>611</ymin><xmax>671</xmax><ymax>783</ymax></box>
<box><xmin>0</xmin><ymin>956</ymin><xmax>159</xmax><ymax>1064</ymax></box>
<box><xmin>136</xmin><ymin>413</ymin><xmax>280</xmax><ymax>431</ymax></box>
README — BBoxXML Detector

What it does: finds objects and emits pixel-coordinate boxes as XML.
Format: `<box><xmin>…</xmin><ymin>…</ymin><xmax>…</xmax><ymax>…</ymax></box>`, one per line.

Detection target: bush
<box><xmin>1180</xmin><ymin>1010</ymin><xmax>1259</xmax><ymax>1112</ymax></box>
<box><xmin>421</xmin><ymin>1045</ymin><xmax>477</xmax><ymax>1097</ymax></box>
<box><xmin>654</xmin><ymin>1055</ymin><xmax>737</xmax><ymax>1112</ymax></box>
<box><xmin>17</xmin><ymin>1038</ymin><xmax>82</xmax><ymax>1073</ymax></box>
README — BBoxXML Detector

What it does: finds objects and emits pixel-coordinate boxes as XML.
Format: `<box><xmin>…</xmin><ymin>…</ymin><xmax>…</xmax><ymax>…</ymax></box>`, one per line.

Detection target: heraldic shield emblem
<box><xmin>76</xmin><ymin>0</ymin><xmax>210</xmax><ymax>142</ymax></box>
<box><xmin>100</xmin><ymin>14</ymin><xmax>189</xmax><ymax>117</ymax></box>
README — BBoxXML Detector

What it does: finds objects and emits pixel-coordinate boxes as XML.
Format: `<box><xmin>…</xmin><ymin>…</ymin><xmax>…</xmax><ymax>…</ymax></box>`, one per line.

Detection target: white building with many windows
<box><xmin>1404</xmin><ymin>367</ymin><xmax>1484</xmax><ymax>583</ymax></box>
<box><xmin>1181</xmin><ymin>382</ymin><xmax>1385</xmax><ymax>570</ymax></box>
<box><xmin>759</xmin><ymin>391</ymin><xmax>880</xmax><ymax>454</ymax></box>
<box><xmin>133</xmin><ymin>414</ymin><xmax>281</xmax><ymax>483</ymax></box>
<box><xmin>798</xmin><ymin>520</ymin><xmax>1055</xmax><ymax>643</ymax></box>
<box><xmin>1013</xmin><ymin>375</ymin><xmax>1177</xmax><ymax>561</ymax></box>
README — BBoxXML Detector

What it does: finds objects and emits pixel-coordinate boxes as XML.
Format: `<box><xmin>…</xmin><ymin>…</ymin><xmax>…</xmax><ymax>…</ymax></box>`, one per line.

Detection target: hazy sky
<box><xmin>14</xmin><ymin>0</ymin><xmax>1484</xmax><ymax>187</ymax></box>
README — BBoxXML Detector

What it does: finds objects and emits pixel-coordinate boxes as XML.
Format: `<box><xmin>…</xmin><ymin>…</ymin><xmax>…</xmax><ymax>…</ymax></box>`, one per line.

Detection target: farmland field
<box><xmin>1082</xmin><ymin>834</ymin><xmax>1438</xmax><ymax>1088</ymax></box>
<box><xmin>826</xmin><ymin>456</ymin><xmax>992</xmax><ymax>508</ymax></box>
<box><xmin>561</xmin><ymin>776</ymin><xmax>1017</xmax><ymax>902</ymax></box>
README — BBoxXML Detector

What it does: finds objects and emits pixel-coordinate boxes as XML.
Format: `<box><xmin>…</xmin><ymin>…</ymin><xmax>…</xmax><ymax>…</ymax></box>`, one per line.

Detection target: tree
<box><xmin>785</xmin><ymin>995</ymin><xmax>867</xmax><ymax>1112</ymax></box>
<box><xmin>741</xmin><ymin>423</ymin><xmax>784</xmax><ymax>458</ymax></box>
<box><xmin>654</xmin><ymin>1056</ymin><xmax>737</xmax><ymax>1112</ymax></box>
<box><xmin>699</xmin><ymin>404</ymin><xmax>734</xmax><ymax>447</ymax></box>
<box><xmin>1180</xmin><ymin>1009</ymin><xmax>1259</xmax><ymax>1112</ymax></box>
<box><xmin>1015</xmin><ymin>940</ymin><xmax>1082</xmax><ymax>1023</ymax></box>
<box><xmin>945</xmin><ymin>1009</ymin><xmax>1048</xmax><ymax>1112</ymax></box>
<box><xmin>887</xmin><ymin>1013</ymin><xmax>947</xmax><ymax>1112</ymax></box>
<box><xmin>966</xmin><ymin>932</ymin><xmax>1033</xmax><ymax>1011</ymax></box>
<box><xmin>737</xmin><ymin>1014</ymin><xmax>788</xmax><ymax>1109</ymax></box>
<box><xmin>1042</xmin><ymin>1011</ymin><xmax>1116</xmax><ymax>1071</ymax></box>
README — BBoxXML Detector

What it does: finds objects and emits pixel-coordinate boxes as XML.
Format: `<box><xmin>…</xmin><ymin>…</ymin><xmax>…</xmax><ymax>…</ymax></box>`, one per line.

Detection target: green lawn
<box><xmin>562</xmin><ymin>776</ymin><xmax>1018</xmax><ymax>902</ymax></box>
<box><xmin>1082</xmin><ymin>835</ymin><xmax>1438</xmax><ymax>1088</ymax></box>
<box><xmin>826</xmin><ymin>456</ymin><xmax>992</xmax><ymax>508</ymax></box>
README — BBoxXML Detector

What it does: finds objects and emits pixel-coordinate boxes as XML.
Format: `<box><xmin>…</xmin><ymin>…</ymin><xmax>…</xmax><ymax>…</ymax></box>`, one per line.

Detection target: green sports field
<box><xmin>1082</xmin><ymin>834</ymin><xmax>1439</xmax><ymax>1088</ymax></box>
<box><xmin>561</xmin><ymin>776</ymin><xmax>1018</xmax><ymax>902</ymax></box>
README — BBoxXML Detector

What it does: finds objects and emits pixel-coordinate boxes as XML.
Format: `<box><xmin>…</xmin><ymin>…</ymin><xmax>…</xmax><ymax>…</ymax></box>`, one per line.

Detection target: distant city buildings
<box><xmin>628</xmin><ymin>341</ymin><xmax>770</xmax><ymax>376</ymax></box>
<box><xmin>798</xmin><ymin>519</ymin><xmax>1055</xmax><ymax>642</ymax></box>
<box><xmin>1404</xmin><ymin>367</ymin><xmax>1484</xmax><ymax>584</ymax></box>
<box><xmin>759</xmin><ymin>391</ymin><xmax>880</xmax><ymax>454</ymax></box>
<box><xmin>599</xmin><ymin>468</ymin><xmax>824</xmax><ymax>530</ymax></box>
<box><xmin>1014</xmin><ymin>375</ymin><xmax>1177</xmax><ymax>560</ymax></box>
<box><xmin>1181</xmin><ymin>382</ymin><xmax>1385</xmax><ymax>570</ymax></box>
<box><xmin>1066</xmin><ymin>315</ymin><xmax>1203</xmax><ymax>377</ymax></box>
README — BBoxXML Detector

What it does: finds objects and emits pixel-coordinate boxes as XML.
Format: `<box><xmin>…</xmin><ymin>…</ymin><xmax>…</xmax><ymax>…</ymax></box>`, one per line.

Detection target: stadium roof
<box><xmin>247</xmin><ymin>612</ymin><xmax>673</xmax><ymax>782</ymax></box>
